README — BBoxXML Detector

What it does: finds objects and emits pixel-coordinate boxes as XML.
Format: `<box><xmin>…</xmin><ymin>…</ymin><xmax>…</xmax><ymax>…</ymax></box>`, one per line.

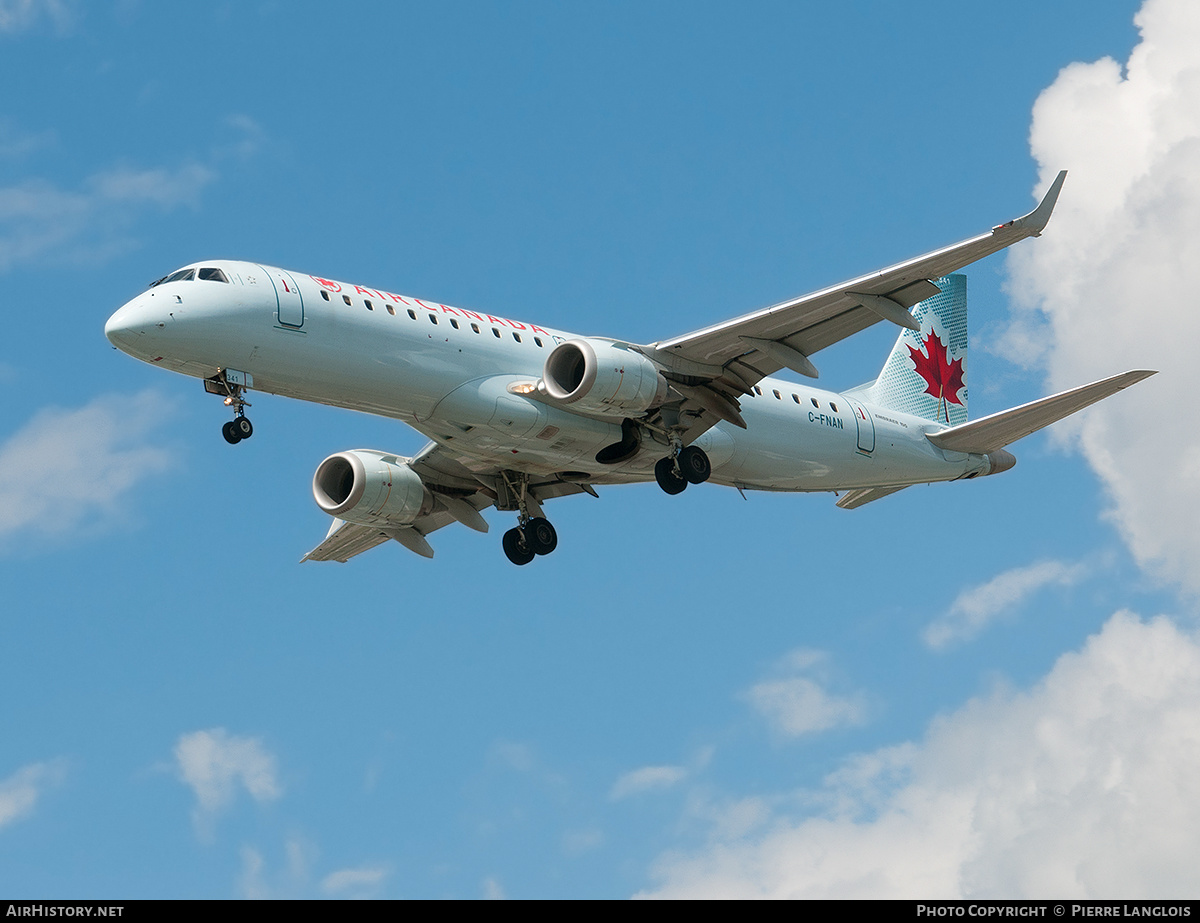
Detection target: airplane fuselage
<box><xmin>105</xmin><ymin>260</ymin><xmax>989</xmax><ymax>494</ymax></box>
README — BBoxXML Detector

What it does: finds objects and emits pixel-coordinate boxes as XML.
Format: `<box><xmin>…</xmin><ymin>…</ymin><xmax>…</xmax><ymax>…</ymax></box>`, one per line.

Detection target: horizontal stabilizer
<box><xmin>926</xmin><ymin>369</ymin><xmax>1156</xmax><ymax>455</ymax></box>
<box><xmin>836</xmin><ymin>485</ymin><xmax>908</xmax><ymax>510</ymax></box>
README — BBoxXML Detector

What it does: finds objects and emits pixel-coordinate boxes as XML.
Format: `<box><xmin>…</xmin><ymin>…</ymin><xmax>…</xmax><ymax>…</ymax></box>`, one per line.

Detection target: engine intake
<box><xmin>542</xmin><ymin>338</ymin><xmax>667</xmax><ymax>416</ymax></box>
<box><xmin>313</xmin><ymin>450</ymin><xmax>433</xmax><ymax>527</ymax></box>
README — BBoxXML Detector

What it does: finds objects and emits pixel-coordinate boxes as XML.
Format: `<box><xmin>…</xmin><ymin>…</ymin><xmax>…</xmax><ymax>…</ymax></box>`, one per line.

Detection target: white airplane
<box><xmin>105</xmin><ymin>171</ymin><xmax>1154</xmax><ymax>565</ymax></box>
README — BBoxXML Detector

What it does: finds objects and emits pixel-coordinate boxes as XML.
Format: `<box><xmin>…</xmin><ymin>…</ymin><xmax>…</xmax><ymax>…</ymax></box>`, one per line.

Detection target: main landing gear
<box><xmin>502</xmin><ymin>516</ymin><xmax>558</xmax><ymax>566</ymax></box>
<box><xmin>654</xmin><ymin>442</ymin><xmax>711</xmax><ymax>495</ymax></box>
<box><xmin>499</xmin><ymin>471</ymin><xmax>559</xmax><ymax>566</ymax></box>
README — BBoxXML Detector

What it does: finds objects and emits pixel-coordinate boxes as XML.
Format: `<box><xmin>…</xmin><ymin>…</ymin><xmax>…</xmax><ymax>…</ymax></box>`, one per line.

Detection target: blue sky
<box><xmin>3</xmin><ymin>0</ymin><xmax>1199</xmax><ymax>899</ymax></box>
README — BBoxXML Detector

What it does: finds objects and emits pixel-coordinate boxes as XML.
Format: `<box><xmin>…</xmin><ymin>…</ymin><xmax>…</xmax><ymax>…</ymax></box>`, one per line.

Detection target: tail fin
<box><xmin>866</xmin><ymin>274</ymin><xmax>967</xmax><ymax>425</ymax></box>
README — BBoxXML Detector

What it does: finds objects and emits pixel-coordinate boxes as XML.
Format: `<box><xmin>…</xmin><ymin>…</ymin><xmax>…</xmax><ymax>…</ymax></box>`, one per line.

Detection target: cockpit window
<box><xmin>150</xmin><ymin>268</ymin><xmax>196</xmax><ymax>287</ymax></box>
<box><xmin>198</xmin><ymin>267</ymin><xmax>229</xmax><ymax>283</ymax></box>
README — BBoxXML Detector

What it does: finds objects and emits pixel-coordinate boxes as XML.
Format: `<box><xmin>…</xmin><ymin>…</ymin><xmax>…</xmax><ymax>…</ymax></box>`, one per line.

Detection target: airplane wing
<box><xmin>835</xmin><ymin>485</ymin><xmax>908</xmax><ymax>509</ymax></box>
<box><xmin>925</xmin><ymin>369</ymin><xmax>1157</xmax><ymax>455</ymax></box>
<box><xmin>301</xmin><ymin>518</ymin><xmax>391</xmax><ymax>563</ymax></box>
<box><xmin>301</xmin><ymin>440</ymin><xmax>594</xmax><ymax>562</ymax></box>
<box><xmin>644</xmin><ymin>172</ymin><xmax>1068</xmax><ymax>439</ymax></box>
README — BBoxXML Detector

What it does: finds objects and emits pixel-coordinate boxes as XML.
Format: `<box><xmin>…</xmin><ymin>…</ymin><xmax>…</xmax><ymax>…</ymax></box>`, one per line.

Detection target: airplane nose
<box><xmin>105</xmin><ymin>303</ymin><xmax>140</xmax><ymax>352</ymax></box>
<box><xmin>105</xmin><ymin>294</ymin><xmax>163</xmax><ymax>356</ymax></box>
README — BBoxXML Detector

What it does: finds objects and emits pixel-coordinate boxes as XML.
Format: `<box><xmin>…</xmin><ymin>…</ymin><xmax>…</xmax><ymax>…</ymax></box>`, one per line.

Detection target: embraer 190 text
<box><xmin>105</xmin><ymin>172</ymin><xmax>1154</xmax><ymax>566</ymax></box>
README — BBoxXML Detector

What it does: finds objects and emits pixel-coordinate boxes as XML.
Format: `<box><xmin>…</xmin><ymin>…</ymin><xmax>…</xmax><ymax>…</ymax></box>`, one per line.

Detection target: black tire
<box><xmin>527</xmin><ymin>517</ymin><xmax>558</xmax><ymax>555</ymax></box>
<box><xmin>654</xmin><ymin>456</ymin><xmax>687</xmax><ymax>495</ymax></box>
<box><xmin>222</xmin><ymin>420</ymin><xmax>242</xmax><ymax>444</ymax></box>
<box><xmin>678</xmin><ymin>445</ymin><xmax>711</xmax><ymax>484</ymax></box>
<box><xmin>234</xmin><ymin>417</ymin><xmax>253</xmax><ymax>439</ymax></box>
<box><xmin>502</xmin><ymin>527</ymin><xmax>535</xmax><ymax>566</ymax></box>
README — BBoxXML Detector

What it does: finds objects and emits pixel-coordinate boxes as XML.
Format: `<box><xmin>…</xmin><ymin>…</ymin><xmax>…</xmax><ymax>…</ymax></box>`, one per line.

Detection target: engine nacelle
<box><xmin>312</xmin><ymin>450</ymin><xmax>433</xmax><ymax>527</ymax></box>
<box><xmin>541</xmin><ymin>338</ymin><xmax>668</xmax><ymax>416</ymax></box>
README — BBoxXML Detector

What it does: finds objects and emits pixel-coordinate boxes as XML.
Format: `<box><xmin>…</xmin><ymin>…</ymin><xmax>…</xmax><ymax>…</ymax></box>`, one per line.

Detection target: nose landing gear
<box><xmin>221</xmin><ymin>413</ymin><xmax>253</xmax><ymax>444</ymax></box>
<box><xmin>205</xmin><ymin>370</ymin><xmax>254</xmax><ymax>445</ymax></box>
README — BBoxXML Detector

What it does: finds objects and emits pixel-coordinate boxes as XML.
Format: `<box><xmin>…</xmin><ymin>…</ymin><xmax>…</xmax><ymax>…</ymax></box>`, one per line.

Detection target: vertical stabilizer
<box><xmin>866</xmin><ymin>274</ymin><xmax>967</xmax><ymax>425</ymax></box>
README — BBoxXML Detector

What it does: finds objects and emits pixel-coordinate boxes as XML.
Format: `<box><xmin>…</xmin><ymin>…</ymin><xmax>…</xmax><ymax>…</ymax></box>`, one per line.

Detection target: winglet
<box><xmin>995</xmin><ymin>170</ymin><xmax>1067</xmax><ymax>237</ymax></box>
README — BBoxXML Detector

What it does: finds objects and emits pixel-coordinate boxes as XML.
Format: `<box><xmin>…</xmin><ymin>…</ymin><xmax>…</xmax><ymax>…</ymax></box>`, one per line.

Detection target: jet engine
<box><xmin>312</xmin><ymin>450</ymin><xmax>433</xmax><ymax>527</ymax></box>
<box><xmin>541</xmin><ymin>338</ymin><xmax>668</xmax><ymax>416</ymax></box>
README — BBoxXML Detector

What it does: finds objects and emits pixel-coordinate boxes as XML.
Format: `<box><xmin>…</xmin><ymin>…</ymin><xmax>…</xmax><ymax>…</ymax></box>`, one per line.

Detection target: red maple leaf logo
<box><xmin>908</xmin><ymin>329</ymin><xmax>965</xmax><ymax>423</ymax></box>
<box><xmin>310</xmin><ymin>275</ymin><xmax>342</xmax><ymax>292</ymax></box>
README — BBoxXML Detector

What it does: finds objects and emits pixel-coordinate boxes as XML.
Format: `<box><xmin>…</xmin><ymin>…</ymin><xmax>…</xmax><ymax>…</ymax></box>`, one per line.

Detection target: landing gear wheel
<box><xmin>233</xmin><ymin>416</ymin><xmax>253</xmax><ymax>440</ymax></box>
<box><xmin>655</xmin><ymin>456</ymin><xmax>688</xmax><ymax>495</ymax></box>
<box><xmin>502</xmin><ymin>527</ymin><xmax>535</xmax><ymax>566</ymax></box>
<box><xmin>526</xmin><ymin>517</ymin><xmax>558</xmax><ymax>556</ymax></box>
<box><xmin>678</xmin><ymin>445</ymin><xmax>711</xmax><ymax>484</ymax></box>
<box><xmin>222</xmin><ymin>420</ymin><xmax>242</xmax><ymax>444</ymax></box>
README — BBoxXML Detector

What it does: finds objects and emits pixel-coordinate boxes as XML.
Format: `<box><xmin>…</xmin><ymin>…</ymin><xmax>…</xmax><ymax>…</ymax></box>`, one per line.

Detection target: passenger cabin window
<box><xmin>365</xmin><ymin>300</ymin><xmax>374</xmax><ymax>311</ymax></box>
<box><xmin>792</xmin><ymin>394</ymin><xmax>800</xmax><ymax>404</ymax></box>
<box><xmin>450</xmin><ymin>318</ymin><xmax>459</xmax><ymax>329</ymax></box>
<box><xmin>753</xmin><ymin>386</ymin><xmax>762</xmax><ymax>396</ymax></box>
<box><xmin>810</xmin><ymin>397</ymin><xmax>819</xmax><ymax>408</ymax></box>
<box><xmin>471</xmin><ymin>323</ymin><xmax>481</xmax><ymax>334</ymax></box>
<box><xmin>513</xmin><ymin>333</ymin><xmax>521</xmax><ymax>343</ymax></box>
<box><xmin>492</xmin><ymin>328</ymin><xmax>501</xmax><ymax>338</ymax></box>
<box><xmin>320</xmin><ymin>290</ymin><xmax>330</xmax><ymax>301</ymax></box>
<box><xmin>429</xmin><ymin>314</ymin><xmax>438</xmax><ymax>325</ymax></box>
<box><xmin>197</xmin><ymin>267</ymin><xmax>229</xmax><ymax>283</ymax></box>
<box><xmin>534</xmin><ymin>337</ymin><xmax>543</xmax><ymax>347</ymax></box>
<box><xmin>342</xmin><ymin>295</ymin><xmax>352</xmax><ymax>306</ymax></box>
<box><xmin>407</xmin><ymin>309</ymin><xmax>417</xmax><ymax>320</ymax></box>
<box><xmin>773</xmin><ymin>389</ymin><xmax>781</xmax><ymax>399</ymax></box>
<box><xmin>831</xmin><ymin>402</ymin><xmax>839</xmax><ymax>413</ymax></box>
<box><xmin>386</xmin><ymin>304</ymin><xmax>395</xmax><ymax>316</ymax></box>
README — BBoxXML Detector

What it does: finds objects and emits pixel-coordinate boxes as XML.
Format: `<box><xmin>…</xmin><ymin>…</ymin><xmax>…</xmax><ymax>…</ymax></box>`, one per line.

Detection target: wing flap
<box><xmin>926</xmin><ymin>369</ymin><xmax>1157</xmax><ymax>455</ymax></box>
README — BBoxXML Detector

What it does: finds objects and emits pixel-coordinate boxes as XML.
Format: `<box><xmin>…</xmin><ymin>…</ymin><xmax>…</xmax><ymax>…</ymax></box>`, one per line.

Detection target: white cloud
<box><xmin>0</xmin><ymin>760</ymin><xmax>65</xmax><ymax>830</ymax></box>
<box><xmin>238</xmin><ymin>846</ymin><xmax>269</xmax><ymax>900</ymax></box>
<box><xmin>174</xmin><ymin>728</ymin><xmax>281</xmax><ymax>837</ymax></box>
<box><xmin>610</xmin><ymin>765</ymin><xmax>689</xmax><ymax>801</ymax></box>
<box><xmin>482</xmin><ymin>876</ymin><xmax>506</xmax><ymax>899</ymax></box>
<box><xmin>638</xmin><ymin>612</ymin><xmax>1200</xmax><ymax>899</ymax></box>
<box><xmin>89</xmin><ymin>164</ymin><xmax>213</xmax><ymax>209</ymax></box>
<box><xmin>0</xmin><ymin>119</ymin><xmax>53</xmax><ymax>159</ymax></box>
<box><xmin>562</xmin><ymin>828</ymin><xmax>605</xmax><ymax>856</ymax></box>
<box><xmin>0</xmin><ymin>392</ymin><xmax>172</xmax><ymax>549</ymax></box>
<box><xmin>0</xmin><ymin>0</ymin><xmax>72</xmax><ymax>33</ymax></box>
<box><xmin>743</xmin><ymin>648</ymin><xmax>865</xmax><ymax>738</ymax></box>
<box><xmin>238</xmin><ymin>835</ymin><xmax>315</xmax><ymax>900</ymax></box>
<box><xmin>219</xmin><ymin>114</ymin><xmax>266</xmax><ymax>161</ymax></box>
<box><xmin>924</xmin><ymin>559</ymin><xmax>1089</xmax><ymax>650</ymax></box>
<box><xmin>321</xmin><ymin>864</ymin><xmax>390</xmax><ymax>898</ymax></box>
<box><xmin>489</xmin><ymin>740</ymin><xmax>536</xmax><ymax>773</ymax></box>
<box><xmin>611</xmin><ymin>746</ymin><xmax>714</xmax><ymax>801</ymax></box>
<box><xmin>0</xmin><ymin>162</ymin><xmax>214</xmax><ymax>271</ymax></box>
<box><xmin>1004</xmin><ymin>0</ymin><xmax>1200</xmax><ymax>591</ymax></box>
<box><xmin>237</xmin><ymin>836</ymin><xmax>387</xmax><ymax>899</ymax></box>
